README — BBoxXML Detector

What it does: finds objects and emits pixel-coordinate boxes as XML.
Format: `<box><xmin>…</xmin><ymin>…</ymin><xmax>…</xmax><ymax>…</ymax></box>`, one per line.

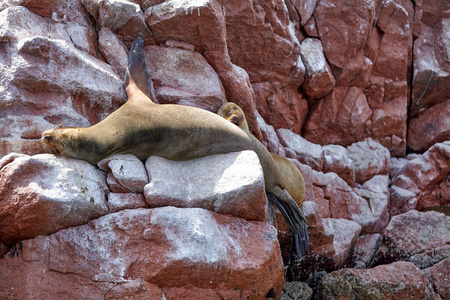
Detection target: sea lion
<box><xmin>42</xmin><ymin>37</ymin><xmax>309</xmax><ymax>257</ymax></box>
<box><xmin>217</xmin><ymin>102</ymin><xmax>305</xmax><ymax>208</ymax></box>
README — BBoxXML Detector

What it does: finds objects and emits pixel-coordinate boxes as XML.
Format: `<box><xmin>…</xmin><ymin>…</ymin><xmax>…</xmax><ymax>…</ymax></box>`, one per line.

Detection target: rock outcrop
<box><xmin>0</xmin><ymin>0</ymin><xmax>449</xmax><ymax>298</ymax></box>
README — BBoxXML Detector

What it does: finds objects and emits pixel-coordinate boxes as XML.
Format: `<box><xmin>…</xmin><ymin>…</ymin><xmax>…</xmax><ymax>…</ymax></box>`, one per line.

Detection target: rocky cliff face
<box><xmin>0</xmin><ymin>0</ymin><xmax>448</xmax><ymax>299</ymax></box>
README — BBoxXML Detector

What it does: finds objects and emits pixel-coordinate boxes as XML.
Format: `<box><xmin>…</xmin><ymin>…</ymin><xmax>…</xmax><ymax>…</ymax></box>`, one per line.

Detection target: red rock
<box><xmin>390</xmin><ymin>142</ymin><xmax>450</xmax><ymax>214</ymax></box>
<box><xmin>0</xmin><ymin>154</ymin><xmax>109</xmax><ymax>246</ymax></box>
<box><xmin>144</xmin><ymin>151</ymin><xmax>267</xmax><ymax>222</ymax></box>
<box><xmin>373</xmin><ymin>0</ymin><xmax>412</xmax><ymax>81</ymax></box>
<box><xmin>253</xmin><ymin>82</ymin><xmax>308</xmax><ymax>134</ymax></box>
<box><xmin>299</xmin><ymin>38</ymin><xmax>335</xmax><ymax>99</ymax></box>
<box><xmin>0</xmin><ymin>207</ymin><xmax>284</xmax><ymax>299</ymax></box>
<box><xmin>411</xmin><ymin>15</ymin><xmax>449</xmax><ymax>117</ymax></box>
<box><xmin>316</xmin><ymin>261</ymin><xmax>441</xmax><ymax>300</ymax></box>
<box><xmin>205</xmin><ymin>53</ymin><xmax>263</xmax><ymax>140</ymax></box>
<box><xmin>144</xmin><ymin>0</ymin><xmax>264</xmax><ymax>139</ymax></box>
<box><xmin>108</xmin><ymin>193</ymin><xmax>148</xmax><ymax>213</ymax></box>
<box><xmin>224</xmin><ymin>0</ymin><xmax>304</xmax><ymax>86</ymax></box>
<box><xmin>105</xmin><ymin>280</ymin><xmax>164</xmax><ymax>300</ymax></box>
<box><xmin>145</xmin><ymin>0</ymin><xmax>226</xmax><ymax>53</ymax></box>
<box><xmin>290</xmin><ymin>0</ymin><xmax>318</xmax><ymax>26</ymax></box>
<box><xmin>98</xmin><ymin>0</ymin><xmax>152</xmax><ymax>44</ymax></box>
<box><xmin>408</xmin><ymin>100</ymin><xmax>450</xmax><ymax>152</ymax></box>
<box><xmin>146</xmin><ymin>45</ymin><xmax>226</xmax><ymax>111</ymax></box>
<box><xmin>425</xmin><ymin>257</ymin><xmax>450</xmax><ymax>300</ymax></box>
<box><xmin>303</xmin><ymin>87</ymin><xmax>372</xmax><ymax>148</ymax></box>
<box><xmin>98</xmin><ymin>28</ymin><xmax>128</xmax><ymax>78</ymax></box>
<box><xmin>98</xmin><ymin>154</ymin><xmax>149</xmax><ymax>193</ymax></box>
<box><xmin>377</xmin><ymin>210</ymin><xmax>450</xmax><ymax>265</ymax></box>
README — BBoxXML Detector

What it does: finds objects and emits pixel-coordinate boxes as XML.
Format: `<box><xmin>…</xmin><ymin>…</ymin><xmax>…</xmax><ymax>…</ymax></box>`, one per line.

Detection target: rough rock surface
<box><xmin>144</xmin><ymin>151</ymin><xmax>267</xmax><ymax>222</ymax></box>
<box><xmin>0</xmin><ymin>207</ymin><xmax>284</xmax><ymax>299</ymax></box>
<box><xmin>0</xmin><ymin>153</ymin><xmax>109</xmax><ymax>246</ymax></box>
<box><xmin>98</xmin><ymin>154</ymin><xmax>148</xmax><ymax>194</ymax></box>
<box><xmin>390</xmin><ymin>142</ymin><xmax>450</xmax><ymax>214</ymax></box>
<box><xmin>424</xmin><ymin>257</ymin><xmax>450</xmax><ymax>300</ymax></box>
<box><xmin>376</xmin><ymin>210</ymin><xmax>450</xmax><ymax>267</ymax></box>
<box><xmin>316</xmin><ymin>261</ymin><xmax>441</xmax><ymax>300</ymax></box>
<box><xmin>0</xmin><ymin>0</ymin><xmax>449</xmax><ymax>298</ymax></box>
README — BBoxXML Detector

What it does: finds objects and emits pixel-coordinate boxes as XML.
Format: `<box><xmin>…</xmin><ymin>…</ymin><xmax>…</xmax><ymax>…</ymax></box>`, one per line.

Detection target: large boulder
<box><xmin>390</xmin><ymin>142</ymin><xmax>450</xmax><ymax>214</ymax></box>
<box><xmin>375</xmin><ymin>210</ymin><xmax>450</xmax><ymax>267</ymax></box>
<box><xmin>0</xmin><ymin>153</ymin><xmax>109</xmax><ymax>246</ymax></box>
<box><xmin>0</xmin><ymin>207</ymin><xmax>284</xmax><ymax>299</ymax></box>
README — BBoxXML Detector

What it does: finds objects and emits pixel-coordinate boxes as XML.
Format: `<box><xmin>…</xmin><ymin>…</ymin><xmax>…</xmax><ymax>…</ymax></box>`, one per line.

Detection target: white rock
<box><xmin>144</xmin><ymin>151</ymin><xmax>267</xmax><ymax>222</ymax></box>
<box><xmin>277</xmin><ymin>128</ymin><xmax>323</xmax><ymax>170</ymax></box>
<box><xmin>0</xmin><ymin>154</ymin><xmax>109</xmax><ymax>245</ymax></box>
<box><xmin>322</xmin><ymin>218</ymin><xmax>362</xmax><ymax>268</ymax></box>
<box><xmin>98</xmin><ymin>154</ymin><xmax>148</xmax><ymax>193</ymax></box>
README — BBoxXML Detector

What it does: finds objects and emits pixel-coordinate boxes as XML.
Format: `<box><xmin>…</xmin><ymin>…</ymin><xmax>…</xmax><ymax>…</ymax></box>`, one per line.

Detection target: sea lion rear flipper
<box><xmin>267</xmin><ymin>192</ymin><xmax>309</xmax><ymax>257</ymax></box>
<box><xmin>125</xmin><ymin>37</ymin><xmax>158</xmax><ymax>102</ymax></box>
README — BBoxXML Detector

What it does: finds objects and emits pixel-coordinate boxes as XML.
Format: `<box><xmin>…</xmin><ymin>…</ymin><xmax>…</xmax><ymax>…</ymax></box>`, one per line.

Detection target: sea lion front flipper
<box><xmin>125</xmin><ymin>37</ymin><xmax>158</xmax><ymax>102</ymax></box>
<box><xmin>267</xmin><ymin>190</ymin><xmax>309</xmax><ymax>257</ymax></box>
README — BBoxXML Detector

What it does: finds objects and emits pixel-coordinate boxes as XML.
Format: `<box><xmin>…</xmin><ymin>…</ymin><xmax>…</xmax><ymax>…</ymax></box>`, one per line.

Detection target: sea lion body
<box><xmin>217</xmin><ymin>102</ymin><xmax>305</xmax><ymax>207</ymax></box>
<box><xmin>42</xmin><ymin>38</ymin><xmax>308</xmax><ymax>256</ymax></box>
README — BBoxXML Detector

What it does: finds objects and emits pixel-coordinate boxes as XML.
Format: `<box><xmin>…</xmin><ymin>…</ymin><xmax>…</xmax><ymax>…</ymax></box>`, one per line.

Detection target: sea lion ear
<box><xmin>125</xmin><ymin>37</ymin><xmax>158</xmax><ymax>103</ymax></box>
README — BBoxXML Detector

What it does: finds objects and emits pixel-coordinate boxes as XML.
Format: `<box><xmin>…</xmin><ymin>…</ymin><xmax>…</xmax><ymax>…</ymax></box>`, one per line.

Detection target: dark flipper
<box><xmin>267</xmin><ymin>192</ymin><xmax>309</xmax><ymax>257</ymax></box>
<box><xmin>125</xmin><ymin>37</ymin><xmax>158</xmax><ymax>102</ymax></box>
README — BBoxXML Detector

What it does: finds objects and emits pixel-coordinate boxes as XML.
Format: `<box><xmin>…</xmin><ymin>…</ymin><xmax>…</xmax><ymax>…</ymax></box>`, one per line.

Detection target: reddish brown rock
<box><xmin>98</xmin><ymin>28</ymin><xmax>128</xmax><ymax>79</ymax></box>
<box><xmin>303</xmin><ymin>87</ymin><xmax>373</xmax><ymax>148</ymax></box>
<box><xmin>424</xmin><ymin>257</ymin><xmax>450</xmax><ymax>300</ymax></box>
<box><xmin>407</xmin><ymin>100</ymin><xmax>450</xmax><ymax>153</ymax></box>
<box><xmin>316</xmin><ymin>261</ymin><xmax>441</xmax><ymax>300</ymax></box>
<box><xmin>299</xmin><ymin>38</ymin><xmax>335</xmax><ymax>99</ymax></box>
<box><xmin>144</xmin><ymin>151</ymin><xmax>267</xmax><ymax>222</ymax></box>
<box><xmin>0</xmin><ymin>154</ymin><xmax>109</xmax><ymax>246</ymax></box>
<box><xmin>144</xmin><ymin>0</ymin><xmax>263</xmax><ymax>139</ymax></box>
<box><xmin>98</xmin><ymin>0</ymin><xmax>153</xmax><ymax>44</ymax></box>
<box><xmin>105</xmin><ymin>280</ymin><xmax>164</xmax><ymax>300</ymax></box>
<box><xmin>224</xmin><ymin>0</ymin><xmax>304</xmax><ymax>86</ymax></box>
<box><xmin>390</xmin><ymin>142</ymin><xmax>450</xmax><ymax>214</ymax></box>
<box><xmin>411</xmin><ymin>4</ymin><xmax>449</xmax><ymax>117</ymax></box>
<box><xmin>376</xmin><ymin>210</ymin><xmax>450</xmax><ymax>265</ymax></box>
<box><xmin>145</xmin><ymin>45</ymin><xmax>226</xmax><ymax>111</ymax></box>
<box><xmin>253</xmin><ymin>82</ymin><xmax>308</xmax><ymax>134</ymax></box>
<box><xmin>0</xmin><ymin>207</ymin><xmax>284</xmax><ymax>299</ymax></box>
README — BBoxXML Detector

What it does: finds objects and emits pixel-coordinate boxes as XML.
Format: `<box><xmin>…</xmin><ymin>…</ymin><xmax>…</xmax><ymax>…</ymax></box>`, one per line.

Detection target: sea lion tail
<box><xmin>125</xmin><ymin>37</ymin><xmax>158</xmax><ymax>102</ymax></box>
<box><xmin>267</xmin><ymin>191</ymin><xmax>309</xmax><ymax>257</ymax></box>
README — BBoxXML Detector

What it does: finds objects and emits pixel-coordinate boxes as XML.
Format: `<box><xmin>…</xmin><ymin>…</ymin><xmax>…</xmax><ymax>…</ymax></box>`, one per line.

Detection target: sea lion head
<box><xmin>42</xmin><ymin>127</ymin><xmax>90</xmax><ymax>160</ymax></box>
<box><xmin>217</xmin><ymin>102</ymin><xmax>249</xmax><ymax>132</ymax></box>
